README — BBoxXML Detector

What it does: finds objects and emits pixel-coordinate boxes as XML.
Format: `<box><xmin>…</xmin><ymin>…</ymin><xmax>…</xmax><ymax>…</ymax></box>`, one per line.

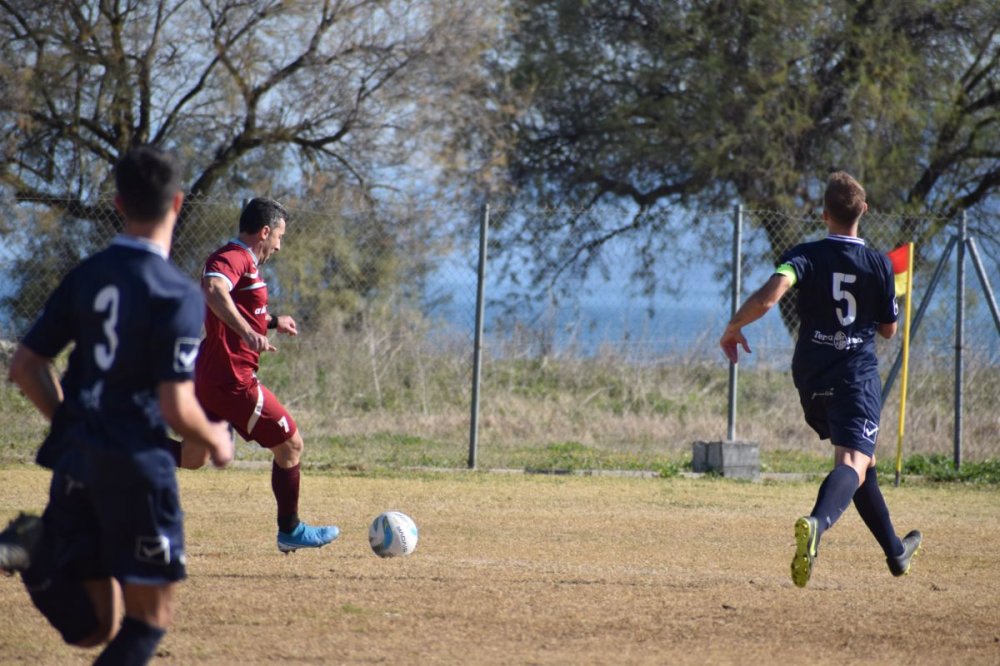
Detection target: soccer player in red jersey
<box><xmin>195</xmin><ymin>198</ymin><xmax>339</xmax><ymax>553</ymax></box>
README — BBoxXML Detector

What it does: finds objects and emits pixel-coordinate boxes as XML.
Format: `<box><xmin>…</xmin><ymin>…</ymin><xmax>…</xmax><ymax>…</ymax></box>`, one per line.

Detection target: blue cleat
<box><xmin>277</xmin><ymin>522</ymin><xmax>340</xmax><ymax>553</ymax></box>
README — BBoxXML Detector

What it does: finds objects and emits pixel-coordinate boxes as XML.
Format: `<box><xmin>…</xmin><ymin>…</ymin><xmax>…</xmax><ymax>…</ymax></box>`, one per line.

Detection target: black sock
<box><xmin>810</xmin><ymin>464</ymin><xmax>860</xmax><ymax>544</ymax></box>
<box><xmin>94</xmin><ymin>616</ymin><xmax>165</xmax><ymax>666</ymax></box>
<box><xmin>853</xmin><ymin>467</ymin><xmax>904</xmax><ymax>557</ymax></box>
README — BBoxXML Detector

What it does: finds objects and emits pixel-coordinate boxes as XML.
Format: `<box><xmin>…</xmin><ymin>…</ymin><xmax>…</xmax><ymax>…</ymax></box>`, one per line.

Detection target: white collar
<box><xmin>111</xmin><ymin>234</ymin><xmax>168</xmax><ymax>259</ymax></box>
<box><xmin>826</xmin><ymin>234</ymin><xmax>866</xmax><ymax>246</ymax></box>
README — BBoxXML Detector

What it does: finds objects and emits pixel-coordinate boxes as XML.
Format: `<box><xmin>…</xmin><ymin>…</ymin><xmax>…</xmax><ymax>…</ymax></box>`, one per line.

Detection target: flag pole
<box><xmin>894</xmin><ymin>242</ymin><xmax>915</xmax><ymax>487</ymax></box>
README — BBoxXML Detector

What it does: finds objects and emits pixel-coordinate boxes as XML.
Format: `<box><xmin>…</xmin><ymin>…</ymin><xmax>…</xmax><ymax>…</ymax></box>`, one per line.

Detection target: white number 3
<box><xmin>93</xmin><ymin>286</ymin><xmax>120</xmax><ymax>370</ymax></box>
<box><xmin>832</xmin><ymin>273</ymin><xmax>857</xmax><ymax>326</ymax></box>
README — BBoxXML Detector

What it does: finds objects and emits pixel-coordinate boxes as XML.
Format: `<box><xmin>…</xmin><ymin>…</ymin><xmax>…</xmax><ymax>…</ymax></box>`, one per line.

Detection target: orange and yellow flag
<box><xmin>887</xmin><ymin>244</ymin><xmax>912</xmax><ymax>296</ymax></box>
<box><xmin>887</xmin><ymin>242</ymin><xmax>915</xmax><ymax>486</ymax></box>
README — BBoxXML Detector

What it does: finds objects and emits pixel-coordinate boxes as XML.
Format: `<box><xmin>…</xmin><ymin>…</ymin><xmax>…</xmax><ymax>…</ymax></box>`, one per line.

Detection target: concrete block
<box><xmin>692</xmin><ymin>440</ymin><xmax>760</xmax><ymax>480</ymax></box>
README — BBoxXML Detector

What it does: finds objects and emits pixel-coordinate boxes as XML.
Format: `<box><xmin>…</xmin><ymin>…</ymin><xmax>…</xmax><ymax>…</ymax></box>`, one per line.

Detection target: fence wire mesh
<box><xmin>739</xmin><ymin>210</ymin><xmax>1000</xmax><ymax>463</ymax></box>
<box><xmin>1</xmin><ymin>198</ymin><xmax>997</xmax><ymax>467</ymax></box>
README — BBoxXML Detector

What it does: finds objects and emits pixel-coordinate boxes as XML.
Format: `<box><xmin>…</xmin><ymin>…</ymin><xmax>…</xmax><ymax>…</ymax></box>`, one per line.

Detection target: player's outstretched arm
<box><xmin>719</xmin><ymin>327</ymin><xmax>751</xmax><ymax>364</ymax></box>
<box><xmin>719</xmin><ymin>274</ymin><xmax>792</xmax><ymax>363</ymax></box>
<box><xmin>158</xmin><ymin>380</ymin><xmax>234</xmax><ymax>468</ymax></box>
<box><xmin>8</xmin><ymin>345</ymin><xmax>63</xmax><ymax>421</ymax></box>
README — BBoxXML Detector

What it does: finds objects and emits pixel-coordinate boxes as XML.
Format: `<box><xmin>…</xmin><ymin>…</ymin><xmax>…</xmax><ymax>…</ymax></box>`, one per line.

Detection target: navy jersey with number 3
<box><xmin>21</xmin><ymin>236</ymin><xmax>204</xmax><ymax>468</ymax></box>
<box><xmin>778</xmin><ymin>235</ymin><xmax>898</xmax><ymax>391</ymax></box>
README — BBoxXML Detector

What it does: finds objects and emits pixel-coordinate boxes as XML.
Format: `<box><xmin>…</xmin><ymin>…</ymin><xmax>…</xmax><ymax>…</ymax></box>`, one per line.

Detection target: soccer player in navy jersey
<box><xmin>194</xmin><ymin>198</ymin><xmax>339</xmax><ymax>553</ymax></box>
<box><xmin>720</xmin><ymin>171</ymin><xmax>921</xmax><ymax>588</ymax></box>
<box><xmin>0</xmin><ymin>145</ymin><xmax>233</xmax><ymax>663</ymax></box>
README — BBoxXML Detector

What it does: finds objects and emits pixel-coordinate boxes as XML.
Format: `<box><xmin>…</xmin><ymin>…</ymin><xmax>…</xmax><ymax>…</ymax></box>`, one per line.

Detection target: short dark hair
<box><xmin>824</xmin><ymin>171</ymin><xmax>866</xmax><ymax>225</ymax></box>
<box><xmin>114</xmin><ymin>145</ymin><xmax>182</xmax><ymax>222</ymax></box>
<box><xmin>239</xmin><ymin>198</ymin><xmax>288</xmax><ymax>234</ymax></box>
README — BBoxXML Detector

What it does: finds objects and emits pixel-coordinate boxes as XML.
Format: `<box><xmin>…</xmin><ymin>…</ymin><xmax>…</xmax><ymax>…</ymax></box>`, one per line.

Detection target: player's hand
<box><xmin>275</xmin><ymin>315</ymin><xmax>298</xmax><ymax>336</ymax></box>
<box><xmin>243</xmin><ymin>328</ymin><xmax>277</xmax><ymax>353</ymax></box>
<box><xmin>719</xmin><ymin>327</ymin><xmax>752</xmax><ymax>364</ymax></box>
<box><xmin>207</xmin><ymin>420</ymin><xmax>235</xmax><ymax>469</ymax></box>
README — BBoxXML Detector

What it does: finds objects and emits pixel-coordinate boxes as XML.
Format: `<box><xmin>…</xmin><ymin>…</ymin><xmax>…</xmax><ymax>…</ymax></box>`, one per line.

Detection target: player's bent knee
<box><xmin>272</xmin><ymin>433</ymin><xmax>304</xmax><ymax>467</ymax></box>
<box><xmin>27</xmin><ymin>576</ymin><xmax>107</xmax><ymax>647</ymax></box>
<box><xmin>855</xmin><ymin>466</ymin><xmax>868</xmax><ymax>486</ymax></box>
<box><xmin>122</xmin><ymin>582</ymin><xmax>176</xmax><ymax>630</ymax></box>
<box><xmin>73</xmin><ymin>620</ymin><xmax>117</xmax><ymax>649</ymax></box>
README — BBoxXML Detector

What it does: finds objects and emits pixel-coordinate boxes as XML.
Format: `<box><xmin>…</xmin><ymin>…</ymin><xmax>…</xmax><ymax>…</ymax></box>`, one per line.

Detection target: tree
<box><xmin>0</xmin><ymin>0</ymin><xmax>501</xmax><ymax>205</ymax></box>
<box><xmin>496</xmin><ymin>0</ymin><xmax>1000</xmax><ymax>298</ymax></box>
<box><xmin>0</xmin><ymin>0</ymin><xmax>502</xmax><ymax>330</ymax></box>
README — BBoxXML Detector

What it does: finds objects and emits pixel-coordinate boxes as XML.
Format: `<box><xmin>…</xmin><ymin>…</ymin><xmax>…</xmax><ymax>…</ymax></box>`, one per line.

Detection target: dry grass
<box><xmin>1</xmin><ymin>465</ymin><xmax>999</xmax><ymax>665</ymax></box>
<box><xmin>2</xmin><ymin>329</ymin><xmax>998</xmax><ymax>471</ymax></box>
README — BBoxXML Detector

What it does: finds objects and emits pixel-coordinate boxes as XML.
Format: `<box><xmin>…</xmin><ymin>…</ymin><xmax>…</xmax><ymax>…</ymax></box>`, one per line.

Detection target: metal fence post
<box><xmin>468</xmin><ymin>203</ymin><xmax>490</xmax><ymax>469</ymax></box>
<box><xmin>954</xmin><ymin>212</ymin><xmax>967</xmax><ymax>469</ymax></box>
<box><xmin>726</xmin><ymin>205</ymin><xmax>742</xmax><ymax>441</ymax></box>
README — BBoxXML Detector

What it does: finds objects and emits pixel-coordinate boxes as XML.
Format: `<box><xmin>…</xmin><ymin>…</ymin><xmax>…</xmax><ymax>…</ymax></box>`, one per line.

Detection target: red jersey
<box><xmin>196</xmin><ymin>239</ymin><xmax>269</xmax><ymax>389</ymax></box>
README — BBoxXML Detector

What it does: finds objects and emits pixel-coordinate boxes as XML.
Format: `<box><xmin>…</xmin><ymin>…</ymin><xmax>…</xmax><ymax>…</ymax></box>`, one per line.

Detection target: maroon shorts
<box><xmin>196</xmin><ymin>379</ymin><xmax>297</xmax><ymax>448</ymax></box>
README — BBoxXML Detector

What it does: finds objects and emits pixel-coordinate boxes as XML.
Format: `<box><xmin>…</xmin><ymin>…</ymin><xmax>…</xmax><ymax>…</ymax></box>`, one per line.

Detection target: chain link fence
<box><xmin>738</xmin><ymin>210</ymin><xmax>999</xmax><ymax>464</ymax></box>
<box><xmin>1</xmin><ymin>197</ymin><xmax>997</xmax><ymax>467</ymax></box>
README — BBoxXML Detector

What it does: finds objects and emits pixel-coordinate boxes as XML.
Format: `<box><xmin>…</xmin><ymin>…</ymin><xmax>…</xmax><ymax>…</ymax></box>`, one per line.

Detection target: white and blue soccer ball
<box><xmin>368</xmin><ymin>511</ymin><xmax>419</xmax><ymax>558</ymax></box>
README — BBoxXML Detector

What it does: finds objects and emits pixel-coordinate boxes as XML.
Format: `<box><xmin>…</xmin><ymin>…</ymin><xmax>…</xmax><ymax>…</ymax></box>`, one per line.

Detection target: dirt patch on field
<box><xmin>1</xmin><ymin>466</ymin><xmax>998</xmax><ymax>665</ymax></box>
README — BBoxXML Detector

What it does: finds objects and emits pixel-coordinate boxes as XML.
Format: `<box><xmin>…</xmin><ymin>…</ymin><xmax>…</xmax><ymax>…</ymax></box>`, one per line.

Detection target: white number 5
<box><xmin>93</xmin><ymin>285</ymin><xmax>120</xmax><ymax>370</ymax></box>
<box><xmin>833</xmin><ymin>273</ymin><xmax>857</xmax><ymax>326</ymax></box>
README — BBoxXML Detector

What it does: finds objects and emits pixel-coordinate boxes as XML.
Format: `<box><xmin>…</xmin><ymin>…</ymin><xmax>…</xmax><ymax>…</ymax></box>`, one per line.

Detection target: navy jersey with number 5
<box><xmin>778</xmin><ymin>235</ymin><xmax>898</xmax><ymax>391</ymax></box>
<box><xmin>21</xmin><ymin>236</ymin><xmax>205</xmax><ymax>468</ymax></box>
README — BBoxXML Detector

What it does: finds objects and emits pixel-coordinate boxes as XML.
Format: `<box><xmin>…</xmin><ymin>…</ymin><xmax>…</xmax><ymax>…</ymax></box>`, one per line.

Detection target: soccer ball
<box><xmin>368</xmin><ymin>511</ymin><xmax>419</xmax><ymax>558</ymax></box>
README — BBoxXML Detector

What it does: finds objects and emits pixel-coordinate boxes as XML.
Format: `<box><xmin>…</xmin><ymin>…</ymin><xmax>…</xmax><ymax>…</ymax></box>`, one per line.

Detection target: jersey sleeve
<box><xmin>877</xmin><ymin>254</ymin><xmax>899</xmax><ymax>324</ymax></box>
<box><xmin>151</xmin><ymin>284</ymin><xmax>206</xmax><ymax>383</ymax></box>
<box><xmin>20</xmin><ymin>271</ymin><xmax>76</xmax><ymax>358</ymax></box>
<box><xmin>203</xmin><ymin>247</ymin><xmax>244</xmax><ymax>291</ymax></box>
<box><xmin>777</xmin><ymin>245</ymin><xmax>810</xmax><ymax>287</ymax></box>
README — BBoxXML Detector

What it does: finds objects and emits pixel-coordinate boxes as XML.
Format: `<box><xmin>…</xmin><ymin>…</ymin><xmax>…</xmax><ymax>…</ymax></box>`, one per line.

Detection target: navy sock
<box><xmin>94</xmin><ymin>616</ymin><xmax>165</xmax><ymax>666</ymax></box>
<box><xmin>810</xmin><ymin>464</ymin><xmax>860</xmax><ymax>544</ymax></box>
<box><xmin>853</xmin><ymin>467</ymin><xmax>904</xmax><ymax>557</ymax></box>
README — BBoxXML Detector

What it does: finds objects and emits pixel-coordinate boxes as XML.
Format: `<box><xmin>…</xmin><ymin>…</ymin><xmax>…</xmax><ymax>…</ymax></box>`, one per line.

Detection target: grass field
<box><xmin>1</xmin><ymin>465</ymin><xmax>998</xmax><ymax>665</ymax></box>
<box><xmin>4</xmin><ymin>328</ymin><xmax>999</xmax><ymax>473</ymax></box>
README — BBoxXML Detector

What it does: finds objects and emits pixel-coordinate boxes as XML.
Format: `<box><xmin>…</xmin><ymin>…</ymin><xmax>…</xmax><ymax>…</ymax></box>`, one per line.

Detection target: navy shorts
<box><xmin>24</xmin><ymin>439</ymin><xmax>186</xmax><ymax>644</ymax></box>
<box><xmin>798</xmin><ymin>375</ymin><xmax>883</xmax><ymax>457</ymax></box>
<box><xmin>85</xmin><ymin>445</ymin><xmax>187</xmax><ymax>585</ymax></box>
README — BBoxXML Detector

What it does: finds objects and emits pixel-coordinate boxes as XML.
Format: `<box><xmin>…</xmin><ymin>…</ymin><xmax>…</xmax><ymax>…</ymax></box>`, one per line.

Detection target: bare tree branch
<box><xmin>0</xmin><ymin>0</ymin><xmax>502</xmax><ymax>214</ymax></box>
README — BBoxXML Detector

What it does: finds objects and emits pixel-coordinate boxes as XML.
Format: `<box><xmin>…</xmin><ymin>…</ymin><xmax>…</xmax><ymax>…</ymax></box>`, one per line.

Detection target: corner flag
<box><xmin>887</xmin><ymin>244</ymin><xmax>912</xmax><ymax>296</ymax></box>
<box><xmin>888</xmin><ymin>243</ymin><xmax>915</xmax><ymax>486</ymax></box>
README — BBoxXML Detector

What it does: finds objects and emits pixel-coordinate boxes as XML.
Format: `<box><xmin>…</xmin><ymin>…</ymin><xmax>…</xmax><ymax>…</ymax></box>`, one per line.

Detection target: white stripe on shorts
<box><xmin>246</xmin><ymin>384</ymin><xmax>265</xmax><ymax>434</ymax></box>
